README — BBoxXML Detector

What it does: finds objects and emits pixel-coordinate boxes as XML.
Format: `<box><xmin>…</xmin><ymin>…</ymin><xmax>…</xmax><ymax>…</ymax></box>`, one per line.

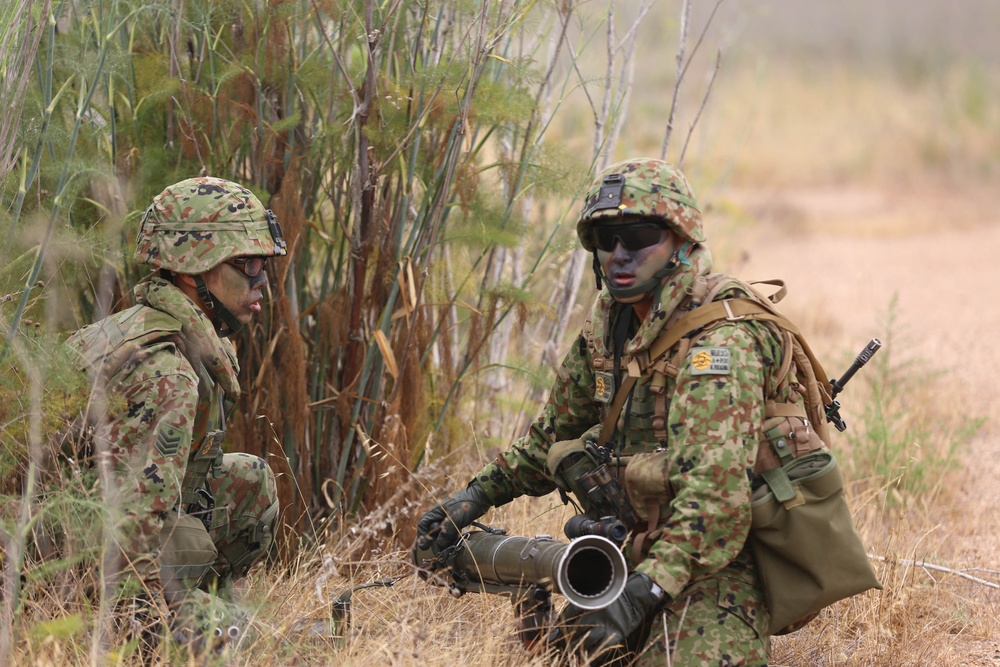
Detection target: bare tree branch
<box><xmin>677</xmin><ymin>0</ymin><xmax>725</xmax><ymax>87</ymax></box>
<box><xmin>869</xmin><ymin>554</ymin><xmax>1000</xmax><ymax>589</ymax></box>
<box><xmin>660</xmin><ymin>0</ymin><xmax>691</xmax><ymax>160</ymax></box>
<box><xmin>678</xmin><ymin>49</ymin><xmax>722</xmax><ymax>167</ymax></box>
<box><xmin>594</xmin><ymin>6</ymin><xmax>614</xmax><ymax>161</ymax></box>
<box><xmin>661</xmin><ymin>0</ymin><xmax>725</xmax><ymax>160</ymax></box>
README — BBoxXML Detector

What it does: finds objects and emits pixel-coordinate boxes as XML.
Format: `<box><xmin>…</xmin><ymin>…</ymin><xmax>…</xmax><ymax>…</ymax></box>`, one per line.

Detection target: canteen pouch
<box><xmin>750</xmin><ymin>451</ymin><xmax>882</xmax><ymax>635</ymax></box>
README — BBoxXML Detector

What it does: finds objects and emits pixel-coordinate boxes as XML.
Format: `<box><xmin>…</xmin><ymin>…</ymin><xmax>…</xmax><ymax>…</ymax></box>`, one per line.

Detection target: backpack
<box><xmin>594</xmin><ymin>274</ymin><xmax>882</xmax><ymax>635</ymax></box>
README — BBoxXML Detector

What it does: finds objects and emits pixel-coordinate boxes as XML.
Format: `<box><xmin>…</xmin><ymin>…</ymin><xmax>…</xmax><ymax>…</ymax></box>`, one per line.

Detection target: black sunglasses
<box><xmin>227</xmin><ymin>256</ymin><xmax>268</xmax><ymax>277</ymax></box>
<box><xmin>590</xmin><ymin>221</ymin><xmax>667</xmax><ymax>252</ymax></box>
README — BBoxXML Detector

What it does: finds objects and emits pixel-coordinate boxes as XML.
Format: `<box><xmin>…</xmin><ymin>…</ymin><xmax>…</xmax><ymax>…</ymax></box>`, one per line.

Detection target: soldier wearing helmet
<box><xmin>416</xmin><ymin>159</ymin><xmax>792</xmax><ymax>664</ymax></box>
<box><xmin>65</xmin><ymin>177</ymin><xmax>286</xmax><ymax>651</ymax></box>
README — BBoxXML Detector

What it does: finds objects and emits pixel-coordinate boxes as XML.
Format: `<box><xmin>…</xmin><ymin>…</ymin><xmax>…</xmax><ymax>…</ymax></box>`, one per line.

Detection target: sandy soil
<box><xmin>724</xmin><ymin>185</ymin><xmax>1000</xmax><ymax>665</ymax></box>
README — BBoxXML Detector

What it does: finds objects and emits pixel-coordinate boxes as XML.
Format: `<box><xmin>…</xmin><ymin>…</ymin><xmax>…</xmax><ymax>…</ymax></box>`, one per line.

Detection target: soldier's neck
<box><xmin>631</xmin><ymin>298</ymin><xmax>654</xmax><ymax>322</ymax></box>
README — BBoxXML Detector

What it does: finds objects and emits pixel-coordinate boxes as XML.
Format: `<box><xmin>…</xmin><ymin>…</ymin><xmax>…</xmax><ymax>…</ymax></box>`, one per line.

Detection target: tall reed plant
<box><xmin>2</xmin><ymin>0</ymin><xmax>688</xmax><ymax>555</ymax></box>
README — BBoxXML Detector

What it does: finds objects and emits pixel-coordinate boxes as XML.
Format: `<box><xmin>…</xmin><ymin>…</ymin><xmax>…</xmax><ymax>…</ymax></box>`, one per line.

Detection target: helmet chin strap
<box><xmin>194</xmin><ymin>275</ymin><xmax>244</xmax><ymax>337</ymax></box>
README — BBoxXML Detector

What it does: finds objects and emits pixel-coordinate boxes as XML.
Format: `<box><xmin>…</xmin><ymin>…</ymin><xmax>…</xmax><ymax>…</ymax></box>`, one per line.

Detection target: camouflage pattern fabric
<box><xmin>66</xmin><ymin>276</ymin><xmax>275</xmax><ymax>601</ymax></box>
<box><xmin>206</xmin><ymin>452</ymin><xmax>278</xmax><ymax>591</ymax></box>
<box><xmin>634</xmin><ymin>561</ymin><xmax>768</xmax><ymax>666</ymax></box>
<box><xmin>474</xmin><ymin>235</ymin><xmax>804</xmax><ymax>658</ymax></box>
<box><xmin>577</xmin><ymin>158</ymin><xmax>705</xmax><ymax>247</ymax></box>
<box><xmin>135</xmin><ymin>176</ymin><xmax>286</xmax><ymax>275</ymax></box>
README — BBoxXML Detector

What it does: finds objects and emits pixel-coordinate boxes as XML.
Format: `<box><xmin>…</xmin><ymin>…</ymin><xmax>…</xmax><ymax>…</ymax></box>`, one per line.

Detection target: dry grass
<box><xmin>9</xmin><ymin>4</ymin><xmax>1000</xmax><ymax>665</ymax></box>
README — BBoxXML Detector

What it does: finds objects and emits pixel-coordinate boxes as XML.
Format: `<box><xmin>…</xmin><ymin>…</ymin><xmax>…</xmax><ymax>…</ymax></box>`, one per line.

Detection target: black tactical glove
<box><xmin>551</xmin><ymin>571</ymin><xmax>667</xmax><ymax>664</ymax></box>
<box><xmin>415</xmin><ymin>481</ymin><xmax>492</xmax><ymax>555</ymax></box>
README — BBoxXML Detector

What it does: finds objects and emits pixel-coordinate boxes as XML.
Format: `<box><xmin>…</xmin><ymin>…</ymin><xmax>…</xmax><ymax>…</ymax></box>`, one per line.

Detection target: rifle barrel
<box><xmin>831</xmin><ymin>338</ymin><xmax>882</xmax><ymax>397</ymax></box>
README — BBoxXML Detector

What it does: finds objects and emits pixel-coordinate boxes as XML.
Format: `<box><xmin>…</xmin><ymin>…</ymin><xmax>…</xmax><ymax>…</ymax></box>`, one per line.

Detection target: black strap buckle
<box><xmin>187</xmin><ymin>487</ymin><xmax>215</xmax><ymax>531</ymax></box>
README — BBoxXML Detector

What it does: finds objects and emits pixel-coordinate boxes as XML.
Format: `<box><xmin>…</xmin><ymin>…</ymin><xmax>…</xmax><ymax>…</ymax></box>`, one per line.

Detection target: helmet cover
<box><xmin>576</xmin><ymin>158</ymin><xmax>704</xmax><ymax>251</ymax></box>
<box><xmin>135</xmin><ymin>176</ymin><xmax>287</xmax><ymax>274</ymax></box>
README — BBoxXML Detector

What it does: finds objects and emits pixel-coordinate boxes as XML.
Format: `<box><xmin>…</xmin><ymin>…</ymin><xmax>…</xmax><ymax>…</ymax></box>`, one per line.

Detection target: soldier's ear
<box><xmin>173</xmin><ymin>273</ymin><xmax>197</xmax><ymax>288</ymax></box>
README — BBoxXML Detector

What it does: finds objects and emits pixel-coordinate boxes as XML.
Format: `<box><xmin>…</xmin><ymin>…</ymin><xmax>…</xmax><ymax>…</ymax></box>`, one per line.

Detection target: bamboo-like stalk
<box><xmin>0</xmin><ymin>0</ymin><xmax>51</xmax><ymax>182</ymax></box>
<box><xmin>1</xmin><ymin>0</ymin><xmax>663</xmax><ymax>557</ymax></box>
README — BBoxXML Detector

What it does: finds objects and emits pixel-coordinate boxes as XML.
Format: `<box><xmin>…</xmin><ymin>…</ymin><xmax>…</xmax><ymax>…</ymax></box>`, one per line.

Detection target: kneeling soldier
<box><xmin>416</xmin><ymin>159</ymin><xmax>797</xmax><ymax>665</ymax></box>
<box><xmin>66</xmin><ymin>177</ymin><xmax>285</xmax><ymax>652</ymax></box>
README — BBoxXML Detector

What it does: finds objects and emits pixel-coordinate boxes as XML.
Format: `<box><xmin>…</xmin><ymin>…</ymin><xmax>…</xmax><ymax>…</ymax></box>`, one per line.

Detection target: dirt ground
<box><xmin>725</xmin><ymin>184</ymin><xmax>1000</xmax><ymax>665</ymax></box>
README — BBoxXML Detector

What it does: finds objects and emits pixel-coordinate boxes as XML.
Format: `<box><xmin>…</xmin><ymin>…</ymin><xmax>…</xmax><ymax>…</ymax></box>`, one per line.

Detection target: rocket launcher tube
<box><xmin>415</xmin><ymin>530</ymin><xmax>628</xmax><ymax>611</ymax></box>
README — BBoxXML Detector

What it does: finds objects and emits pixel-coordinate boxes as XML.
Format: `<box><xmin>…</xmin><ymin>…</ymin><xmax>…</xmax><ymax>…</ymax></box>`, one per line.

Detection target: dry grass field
<box><xmin>10</xmin><ymin>2</ymin><xmax>1000</xmax><ymax>665</ymax></box>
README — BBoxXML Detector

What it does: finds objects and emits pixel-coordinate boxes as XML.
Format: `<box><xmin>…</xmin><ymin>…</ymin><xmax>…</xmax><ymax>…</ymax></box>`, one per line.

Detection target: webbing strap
<box><xmin>761</xmin><ymin>467</ymin><xmax>798</xmax><ymax>504</ymax></box>
<box><xmin>597</xmin><ymin>298</ymin><xmax>800</xmax><ymax>447</ymax></box>
<box><xmin>598</xmin><ymin>373</ymin><xmax>639</xmax><ymax>447</ymax></box>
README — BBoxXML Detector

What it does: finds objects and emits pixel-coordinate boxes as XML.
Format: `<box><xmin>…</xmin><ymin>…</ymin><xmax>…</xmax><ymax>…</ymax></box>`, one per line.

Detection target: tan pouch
<box><xmin>159</xmin><ymin>512</ymin><xmax>218</xmax><ymax>590</ymax></box>
<box><xmin>622</xmin><ymin>450</ymin><xmax>673</xmax><ymax>524</ymax></box>
<box><xmin>750</xmin><ymin>451</ymin><xmax>882</xmax><ymax>635</ymax></box>
<box><xmin>755</xmin><ymin>414</ymin><xmax>826</xmax><ymax>475</ymax></box>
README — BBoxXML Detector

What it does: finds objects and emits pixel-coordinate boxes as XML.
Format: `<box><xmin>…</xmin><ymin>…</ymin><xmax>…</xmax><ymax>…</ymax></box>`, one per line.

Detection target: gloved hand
<box><xmin>169</xmin><ymin>588</ymin><xmax>254</xmax><ymax>655</ymax></box>
<box><xmin>551</xmin><ymin>571</ymin><xmax>667</xmax><ymax>662</ymax></box>
<box><xmin>415</xmin><ymin>482</ymin><xmax>492</xmax><ymax>555</ymax></box>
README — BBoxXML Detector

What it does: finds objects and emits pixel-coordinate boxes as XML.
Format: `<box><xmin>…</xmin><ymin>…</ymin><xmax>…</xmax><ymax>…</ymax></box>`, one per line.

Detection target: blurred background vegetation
<box><xmin>2</xmin><ymin>0</ymin><xmax>998</xmax><ymax>664</ymax></box>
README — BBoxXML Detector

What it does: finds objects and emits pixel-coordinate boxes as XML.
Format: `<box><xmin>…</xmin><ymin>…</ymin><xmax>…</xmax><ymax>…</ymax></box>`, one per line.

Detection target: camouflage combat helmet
<box><xmin>576</xmin><ymin>158</ymin><xmax>704</xmax><ymax>251</ymax></box>
<box><xmin>576</xmin><ymin>158</ymin><xmax>703</xmax><ymax>300</ymax></box>
<box><xmin>136</xmin><ymin>177</ymin><xmax>286</xmax><ymax>336</ymax></box>
<box><xmin>135</xmin><ymin>176</ymin><xmax>287</xmax><ymax>274</ymax></box>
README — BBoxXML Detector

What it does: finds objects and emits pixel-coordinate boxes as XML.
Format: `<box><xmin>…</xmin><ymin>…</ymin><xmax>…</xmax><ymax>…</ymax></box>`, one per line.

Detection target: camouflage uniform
<box><xmin>472</xmin><ymin>160</ymin><xmax>809</xmax><ymax>665</ymax></box>
<box><xmin>66</xmin><ymin>177</ymin><xmax>285</xmax><ymax>641</ymax></box>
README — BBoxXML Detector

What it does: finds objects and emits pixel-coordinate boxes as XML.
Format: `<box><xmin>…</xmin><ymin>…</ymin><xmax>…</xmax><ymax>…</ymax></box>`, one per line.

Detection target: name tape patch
<box><xmin>689</xmin><ymin>347</ymin><xmax>731</xmax><ymax>375</ymax></box>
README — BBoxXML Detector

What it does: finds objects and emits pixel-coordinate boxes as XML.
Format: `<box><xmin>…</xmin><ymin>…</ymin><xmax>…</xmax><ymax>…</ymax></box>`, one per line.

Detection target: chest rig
<box><xmin>582</xmin><ymin>274</ymin><xmax>834</xmax><ymax>506</ymax></box>
<box><xmin>180</xmin><ymin>361</ymin><xmax>229</xmax><ymax>527</ymax></box>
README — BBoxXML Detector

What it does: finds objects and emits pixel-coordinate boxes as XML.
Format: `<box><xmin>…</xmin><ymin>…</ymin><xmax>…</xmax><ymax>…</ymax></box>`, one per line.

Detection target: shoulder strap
<box><xmin>596</xmin><ymin>297</ymin><xmax>817</xmax><ymax>448</ymax></box>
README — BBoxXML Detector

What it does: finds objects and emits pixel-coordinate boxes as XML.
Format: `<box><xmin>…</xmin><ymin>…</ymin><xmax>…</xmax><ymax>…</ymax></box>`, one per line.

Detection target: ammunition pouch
<box><xmin>755</xmin><ymin>413</ymin><xmax>826</xmax><ymax>475</ymax></box>
<box><xmin>750</xmin><ymin>450</ymin><xmax>882</xmax><ymax>635</ymax></box>
<box><xmin>622</xmin><ymin>450</ymin><xmax>674</xmax><ymax>526</ymax></box>
<box><xmin>160</xmin><ymin>512</ymin><xmax>218</xmax><ymax>593</ymax></box>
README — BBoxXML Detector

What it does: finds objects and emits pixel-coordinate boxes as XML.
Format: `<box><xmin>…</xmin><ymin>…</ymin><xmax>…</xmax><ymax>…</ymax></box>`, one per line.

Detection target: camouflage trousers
<box><xmin>631</xmin><ymin>561</ymin><xmax>770</xmax><ymax>667</ymax></box>
<box><xmin>160</xmin><ymin>452</ymin><xmax>278</xmax><ymax>600</ymax></box>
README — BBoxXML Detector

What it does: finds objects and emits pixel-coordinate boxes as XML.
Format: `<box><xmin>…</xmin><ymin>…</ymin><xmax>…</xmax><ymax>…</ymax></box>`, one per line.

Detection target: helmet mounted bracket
<box><xmin>583</xmin><ymin>173</ymin><xmax>626</xmax><ymax>219</ymax></box>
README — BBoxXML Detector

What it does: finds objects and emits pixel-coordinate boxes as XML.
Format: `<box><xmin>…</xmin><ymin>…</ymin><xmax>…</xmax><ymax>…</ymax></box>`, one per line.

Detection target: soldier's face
<box><xmin>595</xmin><ymin>223</ymin><xmax>679</xmax><ymax>303</ymax></box>
<box><xmin>201</xmin><ymin>258</ymin><xmax>269</xmax><ymax>324</ymax></box>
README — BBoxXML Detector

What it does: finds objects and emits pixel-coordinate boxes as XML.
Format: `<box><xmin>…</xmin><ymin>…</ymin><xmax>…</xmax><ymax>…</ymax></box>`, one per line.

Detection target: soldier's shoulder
<box><xmin>67</xmin><ymin>304</ymin><xmax>195</xmax><ymax>384</ymax></box>
<box><xmin>704</xmin><ymin>273</ymin><xmax>755</xmax><ymax>301</ymax></box>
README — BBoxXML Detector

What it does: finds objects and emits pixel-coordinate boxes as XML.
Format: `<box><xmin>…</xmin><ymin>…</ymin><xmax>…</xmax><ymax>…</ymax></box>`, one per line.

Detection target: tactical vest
<box><xmin>70</xmin><ymin>304</ymin><xmax>229</xmax><ymax>516</ymax></box>
<box><xmin>581</xmin><ymin>273</ymin><xmax>832</xmax><ymax>521</ymax></box>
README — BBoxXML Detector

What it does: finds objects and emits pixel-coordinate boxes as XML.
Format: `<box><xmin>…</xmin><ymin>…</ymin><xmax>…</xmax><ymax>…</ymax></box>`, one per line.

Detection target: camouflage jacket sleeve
<box><xmin>475</xmin><ymin>333</ymin><xmax>604</xmax><ymax>504</ymax></box>
<box><xmin>101</xmin><ymin>349</ymin><xmax>199</xmax><ymax>588</ymax></box>
<box><xmin>633</xmin><ymin>319</ymin><xmax>778</xmax><ymax>599</ymax></box>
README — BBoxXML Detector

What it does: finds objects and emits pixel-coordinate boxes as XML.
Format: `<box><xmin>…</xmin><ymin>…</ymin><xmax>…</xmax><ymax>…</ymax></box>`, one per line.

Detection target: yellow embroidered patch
<box><xmin>594</xmin><ymin>371</ymin><xmax>615</xmax><ymax>403</ymax></box>
<box><xmin>689</xmin><ymin>347</ymin><xmax>731</xmax><ymax>375</ymax></box>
